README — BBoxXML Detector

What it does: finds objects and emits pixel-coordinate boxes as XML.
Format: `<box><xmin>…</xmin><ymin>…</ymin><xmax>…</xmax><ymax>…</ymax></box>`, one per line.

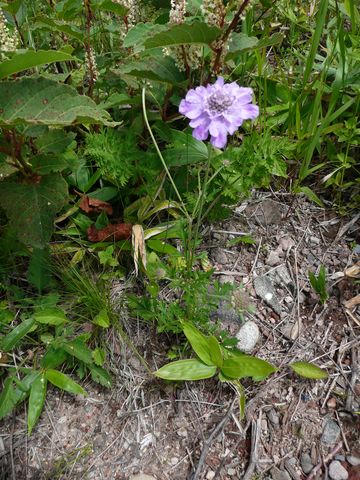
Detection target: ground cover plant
<box><xmin>0</xmin><ymin>0</ymin><xmax>359</xmax><ymax>478</ymax></box>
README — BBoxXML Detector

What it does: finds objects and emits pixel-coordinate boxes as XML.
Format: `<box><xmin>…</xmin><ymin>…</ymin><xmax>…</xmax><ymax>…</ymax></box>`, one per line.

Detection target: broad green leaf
<box><xmin>63</xmin><ymin>338</ymin><xmax>93</xmax><ymax>364</ymax></box>
<box><xmin>1</xmin><ymin>0</ymin><xmax>22</xmax><ymax>14</ymax></box>
<box><xmin>34</xmin><ymin>17</ymin><xmax>83</xmax><ymax>41</ymax></box>
<box><xmin>34</xmin><ymin>307</ymin><xmax>68</xmax><ymax>325</ymax></box>
<box><xmin>45</xmin><ymin>369</ymin><xmax>87</xmax><ymax>395</ymax></box>
<box><xmin>144</xmin><ymin>22</ymin><xmax>221</xmax><ymax>49</ymax></box>
<box><xmin>0</xmin><ymin>173</ymin><xmax>68</xmax><ymax>247</ymax></box>
<box><xmin>0</xmin><ymin>50</ymin><xmax>75</xmax><ymax>80</ymax></box>
<box><xmin>182</xmin><ymin>322</ymin><xmax>217</xmax><ymax>366</ymax></box>
<box><xmin>227</xmin><ymin>32</ymin><xmax>284</xmax><ymax>60</ymax></box>
<box><xmin>35</xmin><ymin>130</ymin><xmax>76</xmax><ymax>155</ymax></box>
<box><xmin>118</xmin><ymin>56</ymin><xmax>186</xmax><ymax>85</ymax></box>
<box><xmin>94</xmin><ymin>0</ymin><xmax>127</xmax><ymax>15</ymax></box>
<box><xmin>164</xmin><ymin>131</ymin><xmax>209</xmax><ymax>166</ymax></box>
<box><xmin>13</xmin><ymin>371</ymin><xmax>41</xmax><ymax>404</ymax></box>
<box><xmin>41</xmin><ymin>346</ymin><xmax>68</xmax><ymax>369</ymax></box>
<box><xmin>0</xmin><ymin>77</ymin><xmax>116</xmax><ymax>127</ymax></box>
<box><xmin>27</xmin><ymin>247</ymin><xmax>52</xmax><ymax>293</ymax></box>
<box><xmin>0</xmin><ymin>378</ymin><xmax>20</xmax><ymax>420</ymax></box>
<box><xmin>40</xmin><ymin>345</ymin><xmax>68</xmax><ymax>368</ymax></box>
<box><xmin>221</xmin><ymin>354</ymin><xmax>277</xmax><ymax>381</ymax></box>
<box><xmin>29</xmin><ymin>154</ymin><xmax>70</xmax><ymax>175</ymax></box>
<box><xmin>154</xmin><ymin>359</ymin><xmax>217</xmax><ymax>381</ymax></box>
<box><xmin>1</xmin><ymin>317</ymin><xmax>36</xmax><ymax>352</ymax></box>
<box><xmin>93</xmin><ymin>309</ymin><xmax>110</xmax><ymax>328</ymax></box>
<box><xmin>146</xmin><ymin>239</ymin><xmax>180</xmax><ymax>256</ymax></box>
<box><xmin>124</xmin><ymin>23</ymin><xmax>166</xmax><ymax>52</ymax></box>
<box><xmin>290</xmin><ymin>362</ymin><xmax>328</xmax><ymax>379</ymax></box>
<box><xmin>90</xmin><ymin>365</ymin><xmax>112</xmax><ymax>388</ymax></box>
<box><xmin>208</xmin><ymin>336</ymin><xmax>223</xmax><ymax>368</ymax></box>
<box><xmin>28</xmin><ymin>373</ymin><xmax>47</xmax><ymax>434</ymax></box>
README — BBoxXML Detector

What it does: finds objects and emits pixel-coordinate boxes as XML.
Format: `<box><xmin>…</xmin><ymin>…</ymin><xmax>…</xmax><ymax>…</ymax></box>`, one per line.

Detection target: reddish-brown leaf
<box><xmin>79</xmin><ymin>196</ymin><xmax>113</xmax><ymax>215</ymax></box>
<box><xmin>87</xmin><ymin>224</ymin><xmax>132</xmax><ymax>242</ymax></box>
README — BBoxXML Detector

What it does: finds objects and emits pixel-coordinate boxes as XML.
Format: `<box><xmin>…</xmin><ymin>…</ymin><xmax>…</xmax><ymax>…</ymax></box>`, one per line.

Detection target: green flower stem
<box><xmin>141</xmin><ymin>87</ymin><xmax>190</xmax><ymax>221</ymax></box>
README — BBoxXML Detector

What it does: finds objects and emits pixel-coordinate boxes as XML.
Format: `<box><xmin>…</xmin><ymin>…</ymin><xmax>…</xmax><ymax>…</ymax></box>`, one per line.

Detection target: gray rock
<box><xmin>335</xmin><ymin>455</ymin><xmax>346</xmax><ymax>462</ymax></box>
<box><xmin>267</xmin><ymin>408</ymin><xmax>280</xmax><ymax>426</ymax></box>
<box><xmin>329</xmin><ymin>460</ymin><xmax>348</xmax><ymax>480</ymax></box>
<box><xmin>236</xmin><ymin>321</ymin><xmax>260</xmax><ymax>352</ymax></box>
<box><xmin>266</xmin><ymin>250</ymin><xmax>282</xmax><ymax>266</ymax></box>
<box><xmin>274</xmin><ymin>265</ymin><xmax>293</xmax><ymax>287</ymax></box>
<box><xmin>253</xmin><ymin>199</ymin><xmax>283</xmax><ymax>226</ymax></box>
<box><xmin>347</xmin><ymin>455</ymin><xmax>360</xmax><ymax>466</ymax></box>
<box><xmin>212</xmin><ymin>248</ymin><xmax>228</xmax><ymax>265</ymax></box>
<box><xmin>253</xmin><ymin>276</ymin><xmax>282</xmax><ymax>315</ymax></box>
<box><xmin>216</xmin><ymin>299</ymin><xmax>239</xmax><ymax>324</ymax></box>
<box><xmin>270</xmin><ymin>467</ymin><xmax>291</xmax><ymax>480</ymax></box>
<box><xmin>278</xmin><ymin>236</ymin><xmax>295</xmax><ymax>251</ymax></box>
<box><xmin>322</xmin><ymin>418</ymin><xmax>341</xmax><ymax>445</ymax></box>
<box><xmin>301</xmin><ymin>452</ymin><xmax>314</xmax><ymax>474</ymax></box>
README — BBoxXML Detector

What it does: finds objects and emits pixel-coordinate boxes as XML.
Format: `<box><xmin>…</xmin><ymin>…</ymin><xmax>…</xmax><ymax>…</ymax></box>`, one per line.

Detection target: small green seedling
<box><xmin>154</xmin><ymin>323</ymin><xmax>328</xmax><ymax>417</ymax></box>
<box><xmin>309</xmin><ymin>265</ymin><xmax>329</xmax><ymax>304</ymax></box>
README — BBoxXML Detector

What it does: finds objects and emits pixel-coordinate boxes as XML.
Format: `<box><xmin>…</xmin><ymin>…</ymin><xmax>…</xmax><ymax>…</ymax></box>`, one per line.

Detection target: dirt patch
<box><xmin>1</xmin><ymin>192</ymin><xmax>359</xmax><ymax>480</ymax></box>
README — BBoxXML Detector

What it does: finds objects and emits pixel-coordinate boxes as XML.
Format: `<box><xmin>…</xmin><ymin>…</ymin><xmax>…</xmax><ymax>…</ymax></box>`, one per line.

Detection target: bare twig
<box><xmin>307</xmin><ymin>442</ymin><xmax>343</xmax><ymax>479</ymax></box>
<box><xmin>191</xmin><ymin>398</ymin><xmax>236</xmax><ymax>480</ymax></box>
<box><xmin>243</xmin><ymin>411</ymin><xmax>262</xmax><ymax>480</ymax></box>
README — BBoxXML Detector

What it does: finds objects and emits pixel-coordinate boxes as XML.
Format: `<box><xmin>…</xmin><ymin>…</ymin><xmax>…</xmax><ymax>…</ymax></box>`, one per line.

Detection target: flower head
<box><xmin>179</xmin><ymin>77</ymin><xmax>259</xmax><ymax>149</ymax></box>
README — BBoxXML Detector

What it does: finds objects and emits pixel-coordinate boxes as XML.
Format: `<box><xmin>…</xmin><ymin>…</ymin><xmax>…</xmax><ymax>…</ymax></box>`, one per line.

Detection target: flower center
<box><xmin>207</xmin><ymin>91</ymin><xmax>233</xmax><ymax>115</ymax></box>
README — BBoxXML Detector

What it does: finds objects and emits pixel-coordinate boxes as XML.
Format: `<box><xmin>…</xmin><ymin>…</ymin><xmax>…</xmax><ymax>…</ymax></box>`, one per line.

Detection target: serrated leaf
<box><xmin>94</xmin><ymin>0</ymin><xmax>127</xmax><ymax>16</ymax></box>
<box><xmin>0</xmin><ymin>50</ymin><xmax>75</xmax><ymax>80</ymax></box>
<box><xmin>290</xmin><ymin>362</ymin><xmax>328</xmax><ymax>379</ymax></box>
<box><xmin>144</xmin><ymin>22</ymin><xmax>220</xmax><ymax>49</ymax></box>
<box><xmin>27</xmin><ymin>247</ymin><xmax>52</xmax><ymax>293</ymax></box>
<box><xmin>1</xmin><ymin>317</ymin><xmax>36</xmax><ymax>352</ymax></box>
<box><xmin>154</xmin><ymin>359</ymin><xmax>217</xmax><ymax>381</ymax></box>
<box><xmin>45</xmin><ymin>369</ymin><xmax>87</xmax><ymax>395</ymax></box>
<box><xmin>90</xmin><ymin>365</ymin><xmax>112</xmax><ymax>388</ymax></box>
<box><xmin>92</xmin><ymin>348</ymin><xmax>106</xmax><ymax>366</ymax></box>
<box><xmin>226</xmin><ymin>32</ymin><xmax>284</xmax><ymax>60</ymax></box>
<box><xmin>28</xmin><ymin>373</ymin><xmax>47</xmax><ymax>434</ymax></box>
<box><xmin>118</xmin><ymin>56</ymin><xmax>186</xmax><ymax>85</ymax></box>
<box><xmin>34</xmin><ymin>17</ymin><xmax>83</xmax><ymax>41</ymax></box>
<box><xmin>124</xmin><ymin>23</ymin><xmax>166</xmax><ymax>52</ymax></box>
<box><xmin>0</xmin><ymin>173</ymin><xmax>68</xmax><ymax>247</ymax></box>
<box><xmin>93</xmin><ymin>309</ymin><xmax>110</xmax><ymax>328</ymax></box>
<box><xmin>34</xmin><ymin>308</ymin><xmax>68</xmax><ymax>325</ymax></box>
<box><xmin>63</xmin><ymin>338</ymin><xmax>93</xmax><ymax>364</ymax></box>
<box><xmin>35</xmin><ymin>130</ymin><xmax>76</xmax><ymax>155</ymax></box>
<box><xmin>0</xmin><ymin>77</ymin><xmax>116</xmax><ymax>127</ymax></box>
<box><xmin>221</xmin><ymin>354</ymin><xmax>277</xmax><ymax>381</ymax></box>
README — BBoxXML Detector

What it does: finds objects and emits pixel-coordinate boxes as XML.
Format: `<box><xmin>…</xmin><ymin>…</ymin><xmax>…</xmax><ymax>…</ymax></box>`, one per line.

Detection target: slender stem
<box><xmin>208</xmin><ymin>0</ymin><xmax>251</xmax><ymax>79</ymax></box>
<box><xmin>84</xmin><ymin>0</ymin><xmax>95</xmax><ymax>98</ymax></box>
<box><xmin>189</xmin><ymin>152</ymin><xmax>212</xmax><ymax>267</ymax></box>
<box><xmin>141</xmin><ymin>87</ymin><xmax>190</xmax><ymax>221</ymax></box>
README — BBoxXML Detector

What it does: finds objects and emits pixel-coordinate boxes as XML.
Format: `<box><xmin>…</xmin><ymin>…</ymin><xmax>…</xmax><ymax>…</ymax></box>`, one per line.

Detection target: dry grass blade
<box><xmin>132</xmin><ymin>224</ymin><xmax>147</xmax><ymax>276</ymax></box>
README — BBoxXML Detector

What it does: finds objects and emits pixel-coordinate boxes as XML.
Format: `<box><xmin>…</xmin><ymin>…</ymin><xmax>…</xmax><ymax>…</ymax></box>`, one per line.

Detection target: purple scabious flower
<box><xmin>179</xmin><ymin>77</ymin><xmax>259</xmax><ymax>149</ymax></box>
